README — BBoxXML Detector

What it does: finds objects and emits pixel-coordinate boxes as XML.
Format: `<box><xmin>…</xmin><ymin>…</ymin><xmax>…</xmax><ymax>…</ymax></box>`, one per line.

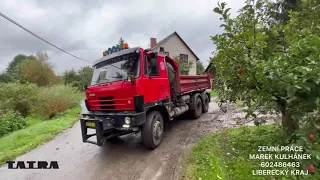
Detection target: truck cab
<box><xmin>81</xmin><ymin>46</ymin><xmax>211</xmax><ymax>149</ymax></box>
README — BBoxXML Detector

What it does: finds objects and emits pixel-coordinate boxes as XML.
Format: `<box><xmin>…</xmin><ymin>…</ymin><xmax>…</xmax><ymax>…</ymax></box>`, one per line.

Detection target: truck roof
<box><xmin>93</xmin><ymin>47</ymin><xmax>140</xmax><ymax>67</ymax></box>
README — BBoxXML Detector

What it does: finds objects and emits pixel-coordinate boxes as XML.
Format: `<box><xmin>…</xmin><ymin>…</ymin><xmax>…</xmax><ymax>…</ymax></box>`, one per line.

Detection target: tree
<box><xmin>6</xmin><ymin>54</ymin><xmax>35</xmax><ymax>81</ymax></box>
<box><xmin>174</xmin><ymin>56</ymin><xmax>193</xmax><ymax>75</ymax></box>
<box><xmin>19</xmin><ymin>52</ymin><xmax>57</xmax><ymax>86</ymax></box>
<box><xmin>196</xmin><ymin>61</ymin><xmax>204</xmax><ymax>75</ymax></box>
<box><xmin>211</xmin><ymin>0</ymin><xmax>320</xmax><ymax>135</ymax></box>
<box><xmin>7</xmin><ymin>54</ymin><xmax>27</xmax><ymax>75</ymax></box>
<box><xmin>117</xmin><ymin>37</ymin><xmax>125</xmax><ymax>50</ymax></box>
<box><xmin>273</xmin><ymin>0</ymin><xmax>302</xmax><ymax>24</ymax></box>
<box><xmin>0</xmin><ymin>72</ymin><xmax>10</xmax><ymax>83</ymax></box>
<box><xmin>63</xmin><ymin>69</ymin><xmax>79</xmax><ymax>85</ymax></box>
<box><xmin>78</xmin><ymin>66</ymin><xmax>93</xmax><ymax>86</ymax></box>
<box><xmin>63</xmin><ymin>66</ymin><xmax>93</xmax><ymax>90</ymax></box>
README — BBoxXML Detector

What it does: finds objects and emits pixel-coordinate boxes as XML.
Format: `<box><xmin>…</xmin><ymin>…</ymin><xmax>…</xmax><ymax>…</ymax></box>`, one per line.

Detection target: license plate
<box><xmin>86</xmin><ymin>122</ymin><xmax>95</xmax><ymax>128</ymax></box>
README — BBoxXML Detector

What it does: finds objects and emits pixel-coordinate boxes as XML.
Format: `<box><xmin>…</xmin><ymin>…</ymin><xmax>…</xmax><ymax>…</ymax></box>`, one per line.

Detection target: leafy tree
<box><xmin>78</xmin><ymin>66</ymin><xmax>93</xmax><ymax>86</ymax></box>
<box><xmin>196</xmin><ymin>61</ymin><xmax>204</xmax><ymax>75</ymax></box>
<box><xmin>63</xmin><ymin>66</ymin><xmax>93</xmax><ymax>90</ymax></box>
<box><xmin>272</xmin><ymin>0</ymin><xmax>302</xmax><ymax>24</ymax></box>
<box><xmin>174</xmin><ymin>56</ymin><xmax>193</xmax><ymax>75</ymax></box>
<box><xmin>211</xmin><ymin>0</ymin><xmax>320</xmax><ymax>135</ymax></box>
<box><xmin>6</xmin><ymin>54</ymin><xmax>35</xmax><ymax>81</ymax></box>
<box><xmin>117</xmin><ymin>37</ymin><xmax>125</xmax><ymax>50</ymax></box>
<box><xmin>19</xmin><ymin>52</ymin><xmax>57</xmax><ymax>86</ymax></box>
<box><xmin>63</xmin><ymin>69</ymin><xmax>79</xmax><ymax>85</ymax></box>
<box><xmin>0</xmin><ymin>72</ymin><xmax>11</xmax><ymax>83</ymax></box>
<box><xmin>7</xmin><ymin>54</ymin><xmax>27</xmax><ymax>75</ymax></box>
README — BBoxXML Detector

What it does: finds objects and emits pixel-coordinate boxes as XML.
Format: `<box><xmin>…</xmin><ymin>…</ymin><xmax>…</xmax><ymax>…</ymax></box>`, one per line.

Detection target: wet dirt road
<box><xmin>0</xmin><ymin>99</ymin><xmax>237</xmax><ymax>180</ymax></box>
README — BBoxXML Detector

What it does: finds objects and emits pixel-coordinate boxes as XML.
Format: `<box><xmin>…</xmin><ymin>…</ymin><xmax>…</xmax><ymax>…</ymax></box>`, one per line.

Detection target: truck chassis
<box><xmin>80</xmin><ymin>91</ymin><xmax>210</xmax><ymax>149</ymax></box>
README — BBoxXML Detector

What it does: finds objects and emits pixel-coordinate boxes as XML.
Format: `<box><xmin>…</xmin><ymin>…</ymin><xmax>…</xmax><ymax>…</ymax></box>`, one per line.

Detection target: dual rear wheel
<box><xmin>190</xmin><ymin>93</ymin><xmax>209</xmax><ymax>119</ymax></box>
<box><xmin>141</xmin><ymin>92</ymin><xmax>210</xmax><ymax>149</ymax></box>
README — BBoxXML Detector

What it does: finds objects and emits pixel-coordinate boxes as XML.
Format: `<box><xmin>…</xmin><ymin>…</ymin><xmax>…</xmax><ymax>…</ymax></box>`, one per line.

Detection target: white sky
<box><xmin>0</xmin><ymin>0</ymin><xmax>245</xmax><ymax>75</ymax></box>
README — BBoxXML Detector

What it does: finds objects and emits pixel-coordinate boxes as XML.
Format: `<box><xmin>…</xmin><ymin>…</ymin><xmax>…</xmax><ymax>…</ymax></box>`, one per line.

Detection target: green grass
<box><xmin>210</xmin><ymin>90</ymin><xmax>217</xmax><ymax>97</ymax></box>
<box><xmin>25</xmin><ymin>115</ymin><xmax>43</xmax><ymax>126</ymax></box>
<box><xmin>184</xmin><ymin>125</ymin><xmax>320</xmax><ymax>180</ymax></box>
<box><xmin>0</xmin><ymin>105</ymin><xmax>81</xmax><ymax>165</ymax></box>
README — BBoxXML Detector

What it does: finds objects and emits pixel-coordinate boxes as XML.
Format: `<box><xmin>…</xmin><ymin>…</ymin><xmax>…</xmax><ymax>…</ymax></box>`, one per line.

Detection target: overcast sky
<box><xmin>0</xmin><ymin>0</ymin><xmax>245</xmax><ymax>75</ymax></box>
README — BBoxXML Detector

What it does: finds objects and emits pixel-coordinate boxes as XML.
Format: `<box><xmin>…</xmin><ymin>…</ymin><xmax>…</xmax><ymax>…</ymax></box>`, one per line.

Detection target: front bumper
<box><xmin>80</xmin><ymin>111</ymin><xmax>146</xmax><ymax>146</ymax></box>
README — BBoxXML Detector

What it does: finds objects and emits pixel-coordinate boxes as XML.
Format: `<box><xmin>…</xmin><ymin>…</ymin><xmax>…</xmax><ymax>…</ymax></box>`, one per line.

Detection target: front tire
<box><xmin>141</xmin><ymin>111</ymin><xmax>164</xmax><ymax>149</ymax></box>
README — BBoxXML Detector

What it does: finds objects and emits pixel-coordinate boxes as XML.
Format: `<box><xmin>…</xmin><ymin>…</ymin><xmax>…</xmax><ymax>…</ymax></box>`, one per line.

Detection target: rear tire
<box><xmin>141</xmin><ymin>111</ymin><xmax>164</xmax><ymax>149</ymax></box>
<box><xmin>202</xmin><ymin>93</ymin><xmax>209</xmax><ymax>113</ymax></box>
<box><xmin>190</xmin><ymin>96</ymin><xmax>203</xmax><ymax>119</ymax></box>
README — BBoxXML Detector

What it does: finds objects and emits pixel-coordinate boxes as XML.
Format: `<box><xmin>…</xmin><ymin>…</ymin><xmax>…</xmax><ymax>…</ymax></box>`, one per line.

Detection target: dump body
<box><xmin>164</xmin><ymin>55</ymin><xmax>211</xmax><ymax>97</ymax></box>
<box><xmin>179</xmin><ymin>74</ymin><xmax>211</xmax><ymax>94</ymax></box>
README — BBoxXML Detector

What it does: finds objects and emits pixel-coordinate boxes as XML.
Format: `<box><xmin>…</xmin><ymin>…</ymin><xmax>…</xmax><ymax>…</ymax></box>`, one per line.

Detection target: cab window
<box><xmin>144</xmin><ymin>55</ymin><xmax>159</xmax><ymax>76</ymax></box>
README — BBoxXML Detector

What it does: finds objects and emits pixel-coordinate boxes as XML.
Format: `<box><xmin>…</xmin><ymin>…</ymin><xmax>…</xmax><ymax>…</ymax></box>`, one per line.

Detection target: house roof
<box><xmin>151</xmin><ymin>31</ymin><xmax>200</xmax><ymax>61</ymax></box>
<box><xmin>204</xmin><ymin>62</ymin><xmax>213</xmax><ymax>73</ymax></box>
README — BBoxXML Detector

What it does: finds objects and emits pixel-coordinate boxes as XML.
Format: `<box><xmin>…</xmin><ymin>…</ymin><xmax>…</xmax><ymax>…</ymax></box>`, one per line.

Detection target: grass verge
<box><xmin>184</xmin><ymin>125</ymin><xmax>320</xmax><ymax>180</ymax></box>
<box><xmin>0</xmin><ymin>105</ymin><xmax>81</xmax><ymax>165</ymax></box>
<box><xmin>211</xmin><ymin>90</ymin><xmax>217</xmax><ymax>97</ymax></box>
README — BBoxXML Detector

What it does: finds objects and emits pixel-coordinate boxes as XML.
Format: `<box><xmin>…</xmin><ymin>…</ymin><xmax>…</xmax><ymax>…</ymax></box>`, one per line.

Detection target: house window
<box><xmin>180</xmin><ymin>54</ymin><xmax>188</xmax><ymax>63</ymax></box>
<box><xmin>165</xmin><ymin>52</ymin><xmax>169</xmax><ymax>56</ymax></box>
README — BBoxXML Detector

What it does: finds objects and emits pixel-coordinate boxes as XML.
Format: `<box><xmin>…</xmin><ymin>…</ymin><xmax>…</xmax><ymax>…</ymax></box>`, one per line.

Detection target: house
<box><xmin>204</xmin><ymin>62</ymin><xmax>216</xmax><ymax>89</ymax></box>
<box><xmin>149</xmin><ymin>31</ymin><xmax>199</xmax><ymax>75</ymax></box>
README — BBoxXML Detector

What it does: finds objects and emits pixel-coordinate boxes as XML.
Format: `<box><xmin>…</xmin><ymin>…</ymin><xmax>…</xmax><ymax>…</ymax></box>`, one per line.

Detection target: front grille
<box><xmin>99</xmin><ymin>96</ymin><xmax>115</xmax><ymax>109</ymax></box>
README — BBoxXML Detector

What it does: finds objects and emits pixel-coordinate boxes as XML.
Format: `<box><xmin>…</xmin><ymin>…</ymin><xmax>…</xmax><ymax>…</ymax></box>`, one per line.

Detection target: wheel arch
<box><xmin>146</xmin><ymin>105</ymin><xmax>170</xmax><ymax>122</ymax></box>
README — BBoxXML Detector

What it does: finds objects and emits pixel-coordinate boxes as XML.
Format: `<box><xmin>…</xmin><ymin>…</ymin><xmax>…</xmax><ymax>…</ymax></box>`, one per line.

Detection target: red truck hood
<box><xmin>86</xmin><ymin>81</ymin><xmax>136</xmax><ymax>111</ymax></box>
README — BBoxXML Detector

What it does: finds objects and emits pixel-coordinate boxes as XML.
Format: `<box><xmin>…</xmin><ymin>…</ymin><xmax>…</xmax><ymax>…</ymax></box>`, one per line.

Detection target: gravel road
<box><xmin>0</xmin><ymin>98</ymin><xmax>257</xmax><ymax>180</ymax></box>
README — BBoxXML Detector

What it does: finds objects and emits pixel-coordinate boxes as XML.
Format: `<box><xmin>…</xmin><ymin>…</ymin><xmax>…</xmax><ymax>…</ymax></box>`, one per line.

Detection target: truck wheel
<box><xmin>190</xmin><ymin>96</ymin><xmax>203</xmax><ymax>119</ymax></box>
<box><xmin>141</xmin><ymin>111</ymin><xmax>164</xmax><ymax>149</ymax></box>
<box><xmin>202</xmin><ymin>94</ymin><xmax>209</xmax><ymax>113</ymax></box>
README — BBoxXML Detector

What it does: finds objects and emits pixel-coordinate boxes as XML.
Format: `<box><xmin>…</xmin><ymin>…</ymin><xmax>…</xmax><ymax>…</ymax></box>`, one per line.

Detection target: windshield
<box><xmin>91</xmin><ymin>53</ymin><xmax>140</xmax><ymax>85</ymax></box>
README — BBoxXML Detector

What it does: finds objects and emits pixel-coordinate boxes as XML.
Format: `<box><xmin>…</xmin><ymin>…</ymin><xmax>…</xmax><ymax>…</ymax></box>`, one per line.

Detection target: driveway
<box><xmin>0</xmin><ymin>98</ymin><xmax>237</xmax><ymax>180</ymax></box>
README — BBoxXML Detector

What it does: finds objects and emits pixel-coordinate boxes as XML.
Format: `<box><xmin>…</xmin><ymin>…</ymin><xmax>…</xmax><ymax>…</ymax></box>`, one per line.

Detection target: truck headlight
<box><xmin>124</xmin><ymin>117</ymin><xmax>131</xmax><ymax>124</ymax></box>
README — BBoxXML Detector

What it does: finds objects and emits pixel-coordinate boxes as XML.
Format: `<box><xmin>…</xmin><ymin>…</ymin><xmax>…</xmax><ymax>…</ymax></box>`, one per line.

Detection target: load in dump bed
<box><xmin>81</xmin><ymin>46</ymin><xmax>211</xmax><ymax>149</ymax></box>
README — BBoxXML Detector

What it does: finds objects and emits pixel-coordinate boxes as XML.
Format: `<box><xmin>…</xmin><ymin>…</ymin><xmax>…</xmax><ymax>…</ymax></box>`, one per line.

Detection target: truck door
<box><xmin>143</xmin><ymin>54</ymin><xmax>170</xmax><ymax>104</ymax></box>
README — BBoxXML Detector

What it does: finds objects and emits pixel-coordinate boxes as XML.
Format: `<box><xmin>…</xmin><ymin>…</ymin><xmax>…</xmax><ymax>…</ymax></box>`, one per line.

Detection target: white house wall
<box><xmin>153</xmin><ymin>34</ymin><xmax>197</xmax><ymax>75</ymax></box>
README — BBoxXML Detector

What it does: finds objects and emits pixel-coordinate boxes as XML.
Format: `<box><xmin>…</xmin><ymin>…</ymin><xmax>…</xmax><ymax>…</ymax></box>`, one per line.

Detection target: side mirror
<box><xmin>83</xmin><ymin>84</ymin><xmax>88</xmax><ymax>90</ymax></box>
<box><xmin>127</xmin><ymin>75</ymin><xmax>135</xmax><ymax>84</ymax></box>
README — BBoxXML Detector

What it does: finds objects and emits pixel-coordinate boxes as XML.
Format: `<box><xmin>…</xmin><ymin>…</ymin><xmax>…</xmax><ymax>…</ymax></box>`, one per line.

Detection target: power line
<box><xmin>0</xmin><ymin>11</ymin><xmax>93</xmax><ymax>63</ymax></box>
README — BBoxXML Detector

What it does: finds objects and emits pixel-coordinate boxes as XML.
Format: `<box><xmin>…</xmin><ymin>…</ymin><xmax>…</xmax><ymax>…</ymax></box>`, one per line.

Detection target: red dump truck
<box><xmin>81</xmin><ymin>46</ymin><xmax>211</xmax><ymax>149</ymax></box>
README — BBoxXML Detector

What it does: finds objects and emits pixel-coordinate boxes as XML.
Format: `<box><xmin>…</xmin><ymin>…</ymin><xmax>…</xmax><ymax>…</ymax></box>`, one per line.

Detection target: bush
<box><xmin>0</xmin><ymin>111</ymin><xmax>26</xmax><ymax>137</ymax></box>
<box><xmin>33</xmin><ymin>85</ymin><xmax>81</xmax><ymax>118</ymax></box>
<box><xmin>0</xmin><ymin>83</ymin><xmax>39</xmax><ymax>116</ymax></box>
